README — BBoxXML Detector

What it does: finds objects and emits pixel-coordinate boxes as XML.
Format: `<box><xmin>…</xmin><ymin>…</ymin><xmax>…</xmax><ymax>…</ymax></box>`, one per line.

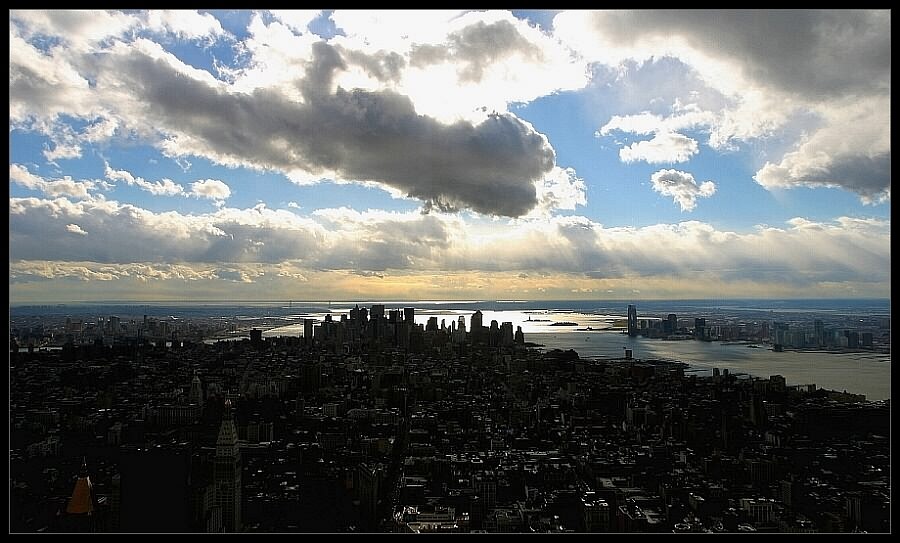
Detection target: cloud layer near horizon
<box><xmin>10</xmin><ymin>191</ymin><xmax>889</xmax><ymax>288</ymax></box>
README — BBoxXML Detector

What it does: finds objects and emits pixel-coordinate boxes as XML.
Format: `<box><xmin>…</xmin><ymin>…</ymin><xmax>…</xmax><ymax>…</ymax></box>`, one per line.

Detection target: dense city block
<box><xmin>10</xmin><ymin>305</ymin><xmax>890</xmax><ymax>533</ymax></box>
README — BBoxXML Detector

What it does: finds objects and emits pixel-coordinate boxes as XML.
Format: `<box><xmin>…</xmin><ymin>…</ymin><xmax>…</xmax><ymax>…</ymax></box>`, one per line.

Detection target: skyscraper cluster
<box><xmin>299</xmin><ymin>305</ymin><xmax>525</xmax><ymax>354</ymax></box>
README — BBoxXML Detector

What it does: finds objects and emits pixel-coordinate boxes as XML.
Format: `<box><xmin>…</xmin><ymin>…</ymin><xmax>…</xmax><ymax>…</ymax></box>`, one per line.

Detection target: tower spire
<box><xmin>66</xmin><ymin>457</ymin><xmax>94</xmax><ymax>515</ymax></box>
<box><xmin>217</xmin><ymin>399</ymin><xmax>238</xmax><ymax>452</ymax></box>
<box><xmin>215</xmin><ymin>398</ymin><xmax>242</xmax><ymax>532</ymax></box>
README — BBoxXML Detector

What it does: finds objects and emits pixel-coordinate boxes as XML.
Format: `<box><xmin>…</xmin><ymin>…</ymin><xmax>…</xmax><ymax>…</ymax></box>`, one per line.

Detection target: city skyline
<box><xmin>10</xmin><ymin>299</ymin><xmax>891</xmax><ymax>532</ymax></box>
<box><xmin>9</xmin><ymin>10</ymin><xmax>891</xmax><ymax>303</ymax></box>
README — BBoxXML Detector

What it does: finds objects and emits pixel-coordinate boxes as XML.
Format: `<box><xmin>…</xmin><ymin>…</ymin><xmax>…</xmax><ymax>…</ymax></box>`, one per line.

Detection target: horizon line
<box><xmin>9</xmin><ymin>296</ymin><xmax>891</xmax><ymax>306</ymax></box>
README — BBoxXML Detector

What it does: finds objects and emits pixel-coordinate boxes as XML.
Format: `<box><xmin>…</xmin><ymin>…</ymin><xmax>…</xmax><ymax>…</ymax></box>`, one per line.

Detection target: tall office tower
<box><xmin>358</xmin><ymin>463</ymin><xmax>382</xmax><ymax>531</ymax></box>
<box><xmin>303</xmin><ymin>319</ymin><xmax>314</xmax><ymax>345</ymax></box>
<box><xmin>666</xmin><ymin>314</ymin><xmax>678</xmax><ymax>335</ymax></box>
<box><xmin>861</xmin><ymin>332</ymin><xmax>874</xmax><ymax>348</ymax></box>
<box><xmin>452</xmin><ymin>316</ymin><xmax>467</xmax><ymax>344</ymax></box>
<box><xmin>471</xmin><ymin>310</ymin><xmax>484</xmax><ymax>343</ymax></box>
<box><xmin>814</xmin><ymin>319</ymin><xmax>825</xmax><ymax>347</ymax></box>
<box><xmin>215</xmin><ymin>400</ymin><xmax>241</xmax><ymax>532</ymax></box>
<box><xmin>426</xmin><ymin>316</ymin><xmax>439</xmax><ymax>332</ymax></box>
<box><xmin>489</xmin><ymin>320</ymin><xmax>500</xmax><ymax>347</ymax></box>
<box><xmin>500</xmin><ymin>322</ymin><xmax>514</xmax><ymax>347</ymax></box>
<box><xmin>627</xmin><ymin>305</ymin><xmax>638</xmax><ymax>337</ymax></box>
<box><xmin>694</xmin><ymin>318</ymin><xmax>706</xmax><ymax>340</ymax></box>
<box><xmin>65</xmin><ymin>458</ymin><xmax>95</xmax><ymax>532</ymax></box>
<box><xmin>773</xmin><ymin>322</ymin><xmax>789</xmax><ymax>347</ymax></box>
<box><xmin>472</xmin><ymin>472</ymin><xmax>497</xmax><ymax>509</ymax></box>
<box><xmin>190</xmin><ymin>372</ymin><xmax>204</xmax><ymax>410</ymax></box>
<box><xmin>404</xmin><ymin>307</ymin><xmax>415</xmax><ymax>323</ymax></box>
<box><xmin>514</xmin><ymin>326</ymin><xmax>525</xmax><ymax>345</ymax></box>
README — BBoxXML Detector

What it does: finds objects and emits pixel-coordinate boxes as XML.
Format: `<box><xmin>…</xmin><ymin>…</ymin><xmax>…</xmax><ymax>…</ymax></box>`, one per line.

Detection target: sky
<box><xmin>8</xmin><ymin>9</ymin><xmax>891</xmax><ymax>303</ymax></box>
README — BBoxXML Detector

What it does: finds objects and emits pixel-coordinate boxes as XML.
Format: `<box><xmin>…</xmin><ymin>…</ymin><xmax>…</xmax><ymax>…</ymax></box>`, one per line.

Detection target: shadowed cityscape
<box><xmin>9</xmin><ymin>8</ymin><xmax>891</xmax><ymax>534</ymax></box>
<box><xmin>10</xmin><ymin>300</ymin><xmax>890</xmax><ymax>533</ymax></box>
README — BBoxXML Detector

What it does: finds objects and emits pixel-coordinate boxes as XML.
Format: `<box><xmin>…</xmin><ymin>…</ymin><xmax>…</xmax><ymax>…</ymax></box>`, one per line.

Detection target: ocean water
<box><xmin>11</xmin><ymin>299</ymin><xmax>890</xmax><ymax>399</ymax></box>
<box><xmin>254</xmin><ymin>300</ymin><xmax>890</xmax><ymax>400</ymax></box>
<box><xmin>531</xmin><ymin>331</ymin><xmax>890</xmax><ymax>401</ymax></box>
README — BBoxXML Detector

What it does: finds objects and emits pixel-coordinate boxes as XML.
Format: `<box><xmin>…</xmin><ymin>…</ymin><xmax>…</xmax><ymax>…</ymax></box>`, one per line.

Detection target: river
<box><xmin>262</xmin><ymin>307</ymin><xmax>890</xmax><ymax>400</ymax></box>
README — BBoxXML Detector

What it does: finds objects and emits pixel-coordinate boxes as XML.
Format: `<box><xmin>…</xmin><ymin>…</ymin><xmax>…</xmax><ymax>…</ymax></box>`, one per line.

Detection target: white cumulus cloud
<box><xmin>9</xmin><ymin>164</ymin><xmax>96</xmax><ymax>198</ymax></box>
<box><xmin>144</xmin><ymin>10</ymin><xmax>226</xmax><ymax>40</ymax></box>
<box><xmin>619</xmin><ymin>132</ymin><xmax>699</xmax><ymax>164</ymax></box>
<box><xmin>8</xmin><ymin>193</ymin><xmax>890</xmax><ymax>299</ymax></box>
<box><xmin>555</xmin><ymin>9</ymin><xmax>890</xmax><ymax>202</ymax></box>
<box><xmin>190</xmin><ymin>179</ymin><xmax>232</xmax><ymax>201</ymax></box>
<box><xmin>104</xmin><ymin>164</ymin><xmax>185</xmax><ymax>196</ymax></box>
<box><xmin>650</xmin><ymin>169</ymin><xmax>716</xmax><ymax>211</ymax></box>
<box><xmin>66</xmin><ymin>224</ymin><xmax>88</xmax><ymax>235</ymax></box>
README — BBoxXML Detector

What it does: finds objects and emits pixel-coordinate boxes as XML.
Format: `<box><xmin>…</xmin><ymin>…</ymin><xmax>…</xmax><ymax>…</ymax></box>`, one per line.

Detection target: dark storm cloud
<box><xmin>576</xmin><ymin>9</ymin><xmax>891</xmax><ymax>202</ymax></box>
<box><xmin>801</xmin><ymin>154</ymin><xmax>891</xmax><ymax>203</ymax></box>
<box><xmin>102</xmin><ymin>41</ymin><xmax>555</xmax><ymax>217</ymax></box>
<box><xmin>410</xmin><ymin>19</ymin><xmax>544</xmax><ymax>82</ymax></box>
<box><xmin>338</xmin><ymin>47</ymin><xmax>406</xmax><ymax>82</ymax></box>
<box><xmin>586</xmin><ymin>10</ymin><xmax>890</xmax><ymax>98</ymax></box>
